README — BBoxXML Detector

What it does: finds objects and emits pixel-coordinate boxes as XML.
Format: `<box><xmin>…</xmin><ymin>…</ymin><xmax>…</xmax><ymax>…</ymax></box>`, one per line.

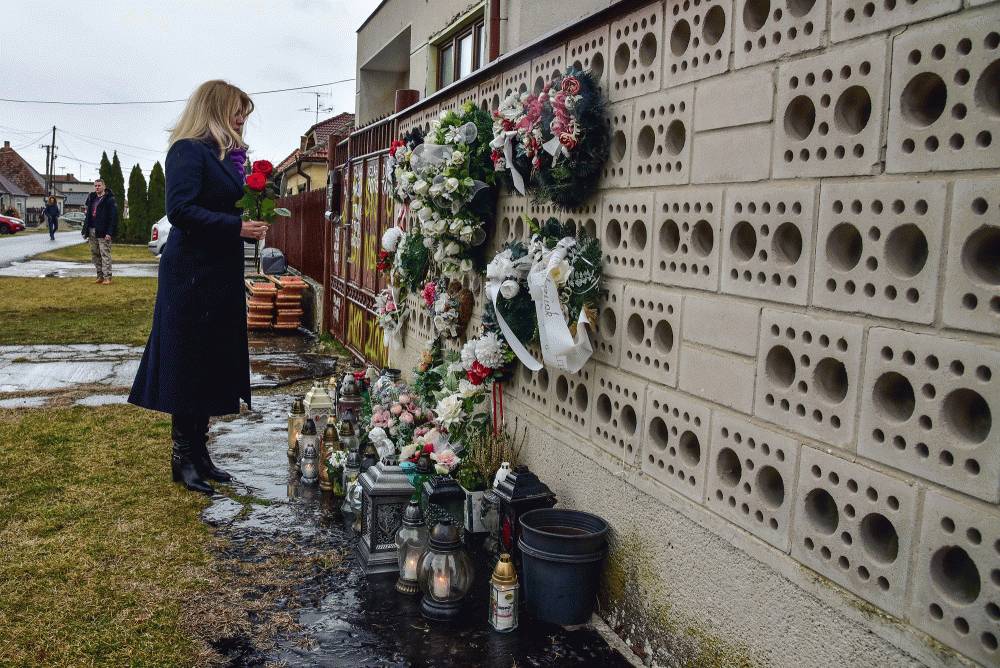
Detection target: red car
<box><xmin>0</xmin><ymin>214</ymin><xmax>26</xmax><ymax>234</ymax></box>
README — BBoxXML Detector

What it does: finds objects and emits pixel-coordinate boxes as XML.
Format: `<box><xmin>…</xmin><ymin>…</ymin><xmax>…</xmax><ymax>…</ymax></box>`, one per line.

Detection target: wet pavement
<box><xmin>0</xmin><ymin>259</ymin><xmax>160</xmax><ymax>277</ymax></box>
<box><xmin>0</xmin><ymin>231</ymin><xmax>80</xmax><ymax>268</ymax></box>
<box><xmin>207</xmin><ymin>392</ymin><xmax>634</xmax><ymax>667</ymax></box>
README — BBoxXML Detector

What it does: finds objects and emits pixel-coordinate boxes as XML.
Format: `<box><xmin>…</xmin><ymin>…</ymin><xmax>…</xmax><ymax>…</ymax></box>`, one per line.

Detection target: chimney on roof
<box><xmin>3</xmin><ymin>141</ymin><xmax>9</xmax><ymax>149</ymax></box>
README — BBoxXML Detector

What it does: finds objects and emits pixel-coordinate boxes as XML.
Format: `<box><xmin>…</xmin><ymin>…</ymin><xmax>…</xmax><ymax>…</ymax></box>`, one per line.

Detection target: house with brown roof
<box><xmin>275</xmin><ymin>112</ymin><xmax>354</xmax><ymax>196</ymax></box>
<box><xmin>0</xmin><ymin>140</ymin><xmax>64</xmax><ymax>224</ymax></box>
<box><xmin>0</xmin><ymin>173</ymin><xmax>28</xmax><ymax>218</ymax></box>
<box><xmin>52</xmin><ymin>173</ymin><xmax>92</xmax><ymax>212</ymax></box>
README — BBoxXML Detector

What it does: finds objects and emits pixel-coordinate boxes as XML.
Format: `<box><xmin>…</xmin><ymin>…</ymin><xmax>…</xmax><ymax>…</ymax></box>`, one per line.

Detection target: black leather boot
<box><xmin>171</xmin><ymin>415</ymin><xmax>214</xmax><ymax>495</ymax></box>
<box><xmin>192</xmin><ymin>415</ymin><xmax>232</xmax><ymax>483</ymax></box>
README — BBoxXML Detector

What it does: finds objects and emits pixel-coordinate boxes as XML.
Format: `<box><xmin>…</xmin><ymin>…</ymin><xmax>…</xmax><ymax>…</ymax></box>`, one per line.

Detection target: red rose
<box><xmin>389</xmin><ymin>139</ymin><xmax>405</xmax><ymax>157</ymax></box>
<box><xmin>561</xmin><ymin>76</ymin><xmax>581</xmax><ymax>95</ymax></box>
<box><xmin>501</xmin><ymin>119</ymin><xmax>515</xmax><ymax>132</ymax></box>
<box><xmin>422</xmin><ymin>443</ymin><xmax>435</xmax><ymax>454</ymax></box>
<box><xmin>251</xmin><ymin>160</ymin><xmax>273</xmax><ymax>177</ymax></box>
<box><xmin>559</xmin><ymin>132</ymin><xmax>578</xmax><ymax>150</ymax></box>
<box><xmin>467</xmin><ymin>360</ymin><xmax>492</xmax><ymax>385</ymax></box>
<box><xmin>246</xmin><ymin>172</ymin><xmax>267</xmax><ymax>191</ymax></box>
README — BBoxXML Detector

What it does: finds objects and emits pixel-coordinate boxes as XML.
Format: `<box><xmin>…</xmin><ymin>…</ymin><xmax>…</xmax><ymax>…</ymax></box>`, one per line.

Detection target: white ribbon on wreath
<box><xmin>485</xmin><ymin>251</ymin><xmax>542</xmax><ymax>371</ymax></box>
<box><xmin>541</xmin><ymin>135</ymin><xmax>571</xmax><ymax>165</ymax></box>
<box><xmin>378</xmin><ymin>285</ymin><xmax>408</xmax><ymax>346</ymax></box>
<box><xmin>489</xmin><ymin>130</ymin><xmax>527</xmax><ymax>195</ymax></box>
<box><xmin>527</xmin><ymin>237</ymin><xmax>593</xmax><ymax>373</ymax></box>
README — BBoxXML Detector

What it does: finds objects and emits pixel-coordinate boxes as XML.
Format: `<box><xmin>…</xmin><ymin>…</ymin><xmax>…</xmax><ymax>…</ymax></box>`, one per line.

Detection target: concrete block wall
<box><xmin>389</xmin><ymin>1</ymin><xmax>1000</xmax><ymax>665</ymax></box>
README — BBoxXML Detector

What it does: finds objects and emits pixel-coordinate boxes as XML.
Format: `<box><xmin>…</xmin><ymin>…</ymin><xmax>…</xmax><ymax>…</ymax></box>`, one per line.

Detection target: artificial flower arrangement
<box><xmin>527</xmin><ymin>216</ymin><xmax>603</xmax><ymax>331</ymax></box>
<box><xmin>364</xmin><ymin>379</ymin><xmax>433</xmax><ymax>460</ymax></box>
<box><xmin>326</xmin><ymin>449</ymin><xmax>349</xmax><ymax>496</ymax></box>
<box><xmin>490</xmin><ymin>67</ymin><xmax>609</xmax><ymax>209</ymax></box>
<box><xmin>386</xmin><ymin>126</ymin><xmax>426</xmax><ymax>204</ymax></box>
<box><xmin>422</xmin><ymin>277</ymin><xmax>473</xmax><ymax>340</ymax></box>
<box><xmin>374</xmin><ymin>286</ymin><xmax>407</xmax><ymax>345</ymax></box>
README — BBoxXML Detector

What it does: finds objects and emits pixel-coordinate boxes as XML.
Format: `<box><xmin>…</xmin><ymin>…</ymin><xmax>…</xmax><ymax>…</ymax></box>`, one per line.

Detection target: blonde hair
<box><xmin>169</xmin><ymin>80</ymin><xmax>253</xmax><ymax>159</ymax></box>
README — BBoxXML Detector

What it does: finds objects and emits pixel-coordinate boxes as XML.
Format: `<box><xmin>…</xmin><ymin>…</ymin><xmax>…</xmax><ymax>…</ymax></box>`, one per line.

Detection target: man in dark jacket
<box><xmin>82</xmin><ymin>178</ymin><xmax>118</xmax><ymax>284</ymax></box>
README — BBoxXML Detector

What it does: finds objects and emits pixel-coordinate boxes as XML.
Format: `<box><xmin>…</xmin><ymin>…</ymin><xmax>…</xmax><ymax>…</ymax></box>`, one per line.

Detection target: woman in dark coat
<box><xmin>129</xmin><ymin>80</ymin><xmax>268</xmax><ymax>495</ymax></box>
<box><xmin>43</xmin><ymin>196</ymin><xmax>60</xmax><ymax>240</ymax></box>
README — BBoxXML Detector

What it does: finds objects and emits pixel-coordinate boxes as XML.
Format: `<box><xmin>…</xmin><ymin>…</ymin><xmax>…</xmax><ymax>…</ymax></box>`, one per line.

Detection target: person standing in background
<box><xmin>82</xmin><ymin>178</ymin><xmax>117</xmax><ymax>284</ymax></box>
<box><xmin>43</xmin><ymin>196</ymin><xmax>60</xmax><ymax>240</ymax></box>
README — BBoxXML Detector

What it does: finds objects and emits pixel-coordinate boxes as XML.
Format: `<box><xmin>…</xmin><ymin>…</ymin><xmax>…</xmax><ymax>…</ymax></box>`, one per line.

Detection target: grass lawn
<box><xmin>0</xmin><ymin>405</ymin><xmax>216</xmax><ymax>666</ymax></box>
<box><xmin>32</xmin><ymin>242</ymin><xmax>159</xmax><ymax>264</ymax></box>
<box><xmin>0</xmin><ymin>277</ymin><xmax>157</xmax><ymax>346</ymax></box>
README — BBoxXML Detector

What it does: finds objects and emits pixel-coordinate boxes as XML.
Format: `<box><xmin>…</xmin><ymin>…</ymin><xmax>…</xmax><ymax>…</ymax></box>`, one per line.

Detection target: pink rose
<box><xmin>400</xmin><ymin>412</ymin><xmax>414</xmax><ymax>424</ymax></box>
<box><xmin>390</xmin><ymin>404</ymin><xmax>403</xmax><ymax>416</ymax></box>
<box><xmin>398</xmin><ymin>394</ymin><xmax>411</xmax><ymax>404</ymax></box>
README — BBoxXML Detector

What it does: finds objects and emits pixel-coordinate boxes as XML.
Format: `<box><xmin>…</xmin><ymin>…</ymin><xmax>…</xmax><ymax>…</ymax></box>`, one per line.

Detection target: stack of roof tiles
<box><xmin>270</xmin><ymin>275</ymin><xmax>307</xmax><ymax>330</ymax></box>
<box><xmin>245</xmin><ymin>278</ymin><xmax>277</xmax><ymax>330</ymax></box>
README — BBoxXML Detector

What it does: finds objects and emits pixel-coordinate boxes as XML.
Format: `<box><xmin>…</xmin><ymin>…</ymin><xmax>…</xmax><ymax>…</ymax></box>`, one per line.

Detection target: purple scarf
<box><xmin>229</xmin><ymin>146</ymin><xmax>248</xmax><ymax>181</ymax></box>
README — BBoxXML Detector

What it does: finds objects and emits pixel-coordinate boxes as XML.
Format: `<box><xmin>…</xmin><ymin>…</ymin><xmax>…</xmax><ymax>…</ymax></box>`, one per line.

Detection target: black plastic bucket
<box><xmin>518</xmin><ymin>508</ymin><xmax>609</xmax><ymax>625</ymax></box>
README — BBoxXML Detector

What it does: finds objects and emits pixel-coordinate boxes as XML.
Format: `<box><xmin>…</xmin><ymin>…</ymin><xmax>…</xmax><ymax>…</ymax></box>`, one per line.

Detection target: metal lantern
<box><xmin>395</xmin><ymin>501</ymin><xmax>429</xmax><ymax>594</ymax></box>
<box><xmin>360</xmin><ymin>441</ymin><xmax>380</xmax><ymax>474</ymax></box>
<box><xmin>490</xmin><ymin>465</ymin><xmax>556</xmax><ymax>560</ymax></box>
<box><xmin>356</xmin><ymin>462</ymin><xmax>414</xmax><ymax>575</ymax></box>
<box><xmin>299</xmin><ymin>419</ymin><xmax>319</xmax><ymax>485</ymax></box>
<box><xmin>338</xmin><ymin>373</ymin><xmax>363</xmax><ymax>425</ymax></box>
<box><xmin>341</xmin><ymin>448</ymin><xmax>362</xmax><ymax>514</ymax></box>
<box><xmin>318</xmin><ymin>422</ymin><xmax>339</xmax><ymax>493</ymax></box>
<box><xmin>338</xmin><ymin>419</ymin><xmax>359</xmax><ymax>455</ymax></box>
<box><xmin>418</xmin><ymin>518</ymin><xmax>474</xmax><ymax>621</ymax></box>
<box><xmin>287</xmin><ymin>397</ymin><xmax>306</xmax><ymax>461</ymax></box>
<box><xmin>303</xmin><ymin>380</ymin><xmax>335</xmax><ymax>433</ymax></box>
<box><xmin>489</xmin><ymin>553</ymin><xmax>519</xmax><ymax>632</ymax></box>
<box><xmin>422</xmin><ymin>475</ymin><xmax>467</xmax><ymax>528</ymax></box>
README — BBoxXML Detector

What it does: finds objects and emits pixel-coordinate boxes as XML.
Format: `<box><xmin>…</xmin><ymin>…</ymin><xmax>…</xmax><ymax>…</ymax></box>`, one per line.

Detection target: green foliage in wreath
<box><xmin>395</xmin><ymin>230</ymin><xmax>430</xmax><ymax>293</ymax></box>
<box><xmin>529</xmin><ymin>216</ymin><xmax>603</xmax><ymax>324</ymax></box>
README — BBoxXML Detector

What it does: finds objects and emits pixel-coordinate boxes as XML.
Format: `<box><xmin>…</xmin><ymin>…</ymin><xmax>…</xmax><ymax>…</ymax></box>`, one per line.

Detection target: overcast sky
<box><xmin>1</xmin><ymin>0</ymin><xmax>380</xmax><ymax>183</ymax></box>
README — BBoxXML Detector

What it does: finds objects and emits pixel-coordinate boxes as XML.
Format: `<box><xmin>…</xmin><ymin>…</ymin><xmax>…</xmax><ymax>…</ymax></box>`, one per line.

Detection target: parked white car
<box><xmin>148</xmin><ymin>215</ymin><xmax>171</xmax><ymax>255</ymax></box>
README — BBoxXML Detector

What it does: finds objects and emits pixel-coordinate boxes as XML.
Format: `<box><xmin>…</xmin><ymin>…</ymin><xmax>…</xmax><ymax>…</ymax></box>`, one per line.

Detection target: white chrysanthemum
<box><xmin>460</xmin><ymin>340</ymin><xmax>477</xmax><ymax>369</ymax></box>
<box><xmin>381</xmin><ymin>226</ymin><xmax>403</xmax><ymax>252</ymax></box>
<box><xmin>475</xmin><ymin>332</ymin><xmax>506</xmax><ymax>369</ymax></box>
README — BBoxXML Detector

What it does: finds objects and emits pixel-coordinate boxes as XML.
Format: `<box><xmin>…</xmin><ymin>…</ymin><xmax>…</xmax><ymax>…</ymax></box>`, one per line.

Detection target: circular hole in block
<box><xmin>654</xmin><ymin>320</ymin><xmax>674</xmax><ymax>355</ymax></box>
<box><xmin>961</xmin><ymin>225</ymin><xmax>1000</xmax><ymax>286</ymax></box>
<box><xmin>637</xmin><ymin>125</ymin><xmax>655</xmax><ymax>158</ymax></box>
<box><xmin>621</xmin><ymin>404</ymin><xmax>638</xmax><ymax>435</ymax></box>
<box><xmin>772</xmin><ymin>222</ymin><xmax>803</xmax><ymax>266</ymax></box>
<box><xmin>649</xmin><ymin>416</ymin><xmax>669</xmax><ymax>451</ymax></box>
<box><xmin>691</xmin><ymin>220</ymin><xmax>714</xmax><ymax>257</ymax></box>
<box><xmin>574</xmin><ymin>383</ymin><xmax>588</xmax><ymax>412</ymax></box>
<box><xmin>756</xmin><ymin>465</ymin><xmax>785</xmax><ymax>509</ymax></box>
<box><xmin>974</xmin><ymin>59</ymin><xmax>1000</xmax><ymax>118</ymax></box>
<box><xmin>626</xmin><ymin>312</ymin><xmax>645</xmax><ymax>346</ymax></box>
<box><xmin>671</xmin><ymin>19</ymin><xmax>691</xmax><ymax>56</ymax></box>
<box><xmin>717</xmin><ymin>447</ymin><xmax>742</xmax><ymax>486</ymax></box>
<box><xmin>834</xmin><ymin>86</ymin><xmax>873</xmax><ymax>135</ymax></box>
<box><xmin>743</xmin><ymin>0</ymin><xmax>770</xmax><ymax>31</ymax></box>
<box><xmin>591</xmin><ymin>52</ymin><xmax>605</xmax><ymax>82</ymax></box>
<box><xmin>731</xmin><ymin>220</ymin><xmax>757</xmax><ymax>261</ymax></box>
<box><xmin>942</xmin><ymin>388</ymin><xmax>992</xmax><ymax>445</ymax></box>
<box><xmin>860</xmin><ymin>513</ymin><xmax>900</xmax><ymax>564</ymax></box>
<box><xmin>787</xmin><ymin>0</ymin><xmax>815</xmax><ymax>17</ymax></box>
<box><xmin>679</xmin><ymin>430</ymin><xmax>701</xmax><ymax>466</ymax></box>
<box><xmin>556</xmin><ymin>376</ymin><xmax>569</xmax><ymax>402</ymax></box>
<box><xmin>612</xmin><ymin>130</ymin><xmax>627</xmax><ymax>162</ymax></box>
<box><xmin>665</xmin><ymin>120</ymin><xmax>686</xmax><ymax>155</ymax></box>
<box><xmin>784</xmin><ymin>95</ymin><xmax>816</xmax><ymax>140</ymax></box>
<box><xmin>639</xmin><ymin>32</ymin><xmax>658</xmax><ymax>66</ymax></box>
<box><xmin>537</xmin><ymin>368</ymin><xmax>549</xmax><ymax>391</ymax></box>
<box><xmin>614</xmin><ymin>43</ymin><xmax>631</xmax><ymax>75</ymax></box>
<box><xmin>765</xmin><ymin>345</ymin><xmax>796</xmax><ymax>388</ymax></box>
<box><xmin>596</xmin><ymin>393</ymin><xmax>613</xmax><ymax>423</ymax></box>
<box><xmin>826</xmin><ymin>222</ymin><xmax>863</xmax><ymax>270</ymax></box>
<box><xmin>600</xmin><ymin>305</ymin><xmax>617</xmax><ymax>339</ymax></box>
<box><xmin>873</xmin><ymin>372</ymin><xmax>916</xmax><ymax>422</ymax></box>
<box><xmin>930</xmin><ymin>545</ymin><xmax>981</xmax><ymax>605</ymax></box>
<box><xmin>703</xmin><ymin>5</ymin><xmax>726</xmax><ymax>46</ymax></box>
<box><xmin>885</xmin><ymin>224</ymin><xmax>929</xmax><ymax>278</ymax></box>
<box><xmin>814</xmin><ymin>357</ymin><xmax>849</xmax><ymax>404</ymax></box>
<box><xmin>660</xmin><ymin>219</ymin><xmax>680</xmax><ymax>253</ymax></box>
<box><xmin>901</xmin><ymin>72</ymin><xmax>947</xmax><ymax>127</ymax></box>
<box><xmin>804</xmin><ymin>488</ymin><xmax>839</xmax><ymax>534</ymax></box>
<box><xmin>606</xmin><ymin>218</ymin><xmax>622</xmax><ymax>249</ymax></box>
<box><xmin>630</xmin><ymin>219</ymin><xmax>648</xmax><ymax>250</ymax></box>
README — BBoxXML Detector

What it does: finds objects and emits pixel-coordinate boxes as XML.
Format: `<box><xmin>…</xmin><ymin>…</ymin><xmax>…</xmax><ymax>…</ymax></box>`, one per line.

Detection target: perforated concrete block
<box><xmin>721</xmin><ymin>182</ymin><xmax>816</xmax><ymax>305</ymax></box>
<box><xmin>664</xmin><ymin>0</ymin><xmax>733</xmax><ymax>85</ymax></box>
<box><xmin>478</xmin><ymin>74</ymin><xmax>503</xmax><ymax>114</ymax></box>
<box><xmin>601</xmin><ymin>190</ymin><xmax>655</xmax><ymax>281</ymax></box>
<box><xmin>754</xmin><ymin>310</ymin><xmax>864</xmax><ymax>447</ymax></box>
<box><xmin>733</xmin><ymin>0</ymin><xmax>825</xmax><ymax>69</ymax></box>
<box><xmin>707</xmin><ymin>414</ymin><xmax>801</xmax><ymax>551</ymax></box>
<box><xmin>549</xmin><ymin>363</ymin><xmax>595</xmax><ymax>437</ymax></box>
<box><xmin>529</xmin><ymin>198</ymin><xmax>601</xmax><ymax>239</ymax></box>
<box><xmin>773</xmin><ymin>38</ymin><xmax>888</xmax><ymax>179</ymax></box>
<box><xmin>693</xmin><ymin>67</ymin><xmax>774</xmax><ymax>132</ymax></box>
<box><xmin>690</xmin><ymin>125</ymin><xmax>772</xmax><ymax>184</ymax></box>
<box><xmin>591</xmin><ymin>364</ymin><xmax>648</xmax><ymax>465</ymax></box>
<box><xmin>791</xmin><ymin>446</ymin><xmax>919</xmax><ymax>618</ymax></box>
<box><xmin>416</xmin><ymin>104</ymin><xmax>441</xmax><ymax>134</ymax></box>
<box><xmin>405</xmin><ymin>293</ymin><xmax>434</xmax><ymax>342</ymax></box>
<box><xmin>501</xmin><ymin>60</ymin><xmax>531</xmax><ymax>100</ymax></box>
<box><xmin>609</xmin><ymin>1</ymin><xmax>665</xmax><ymax>101</ymax></box>
<box><xmin>630</xmin><ymin>87</ymin><xmax>694</xmax><ymax>187</ymax></box>
<box><xmin>495</xmin><ymin>193</ymin><xmax>529</xmax><ymax>247</ymax></box>
<box><xmin>682</xmin><ymin>295</ymin><xmax>760</xmax><ymax>356</ymax></box>
<box><xmin>832</xmin><ymin>0</ymin><xmax>961</xmax><ymax>43</ymax></box>
<box><xmin>530</xmin><ymin>44</ymin><xmax>568</xmax><ymax>94</ymax></box>
<box><xmin>859</xmin><ymin>328</ymin><xmax>1000</xmax><ymax>503</ymax></box>
<box><xmin>909</xmin><ymin>490</ymin><xmax>1000</xmax><ymax>667</ymax></box>
<box><xmin>601</xmin><ymin>101</ymin><xmax>634</xmax><ymax>189</ymax></box>
<box><xmin>567</xmin><ymin>24</ymin><xmax>610</xmax><ymax>96</ymax></box>
<box><xmin>942</xmin><ymin>177</ymin><xmax>1000</xmax><ymax>334</ymax></box>
<box><xmin>511</xmin><ymin>344</ymin><xmax>552</xmax><ymax>416</ymax></box>
<box><xmin>593</xmin><ymin>278</ymin><xmax>625</xmax><ymax>367</ymax></box>
<box><xmin>641</xmin><ymin>384</ymin><xmax>711</xmax><ymax>503</ymax></box>
<box><xmin>680</xmin><ymin>346</ymin><xmax>756</xmax><ymax>413</ymax></box>
<box><xmin>621</xmin><ymin>283</ymin><xmax>682</xmax><ymax>387</ymax></box>
<box><xmin>886</xmin><ymin>9</ymin><xmax>1000</xmax><ymax>173</ymax></box>
<box><xmin>813</xmin><ymin>179</ymin><xmax>947</xmax><ymax>323</ymax></box>
<box><xmin>652</xmin><ymin>185</ymin><xmax>723</xmax><ymax>291</ymax></box>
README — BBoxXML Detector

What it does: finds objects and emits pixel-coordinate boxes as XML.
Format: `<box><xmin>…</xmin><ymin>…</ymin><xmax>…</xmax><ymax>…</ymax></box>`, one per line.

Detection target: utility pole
<box><xmin>297</xmin><ymin>92</ymin><xmax>333</xmax><ymax>125</ymax></box>
<box><xmin>40</xmin><ymin>126</ymin><xmax>57</xmax><ymax>195</ymax></box>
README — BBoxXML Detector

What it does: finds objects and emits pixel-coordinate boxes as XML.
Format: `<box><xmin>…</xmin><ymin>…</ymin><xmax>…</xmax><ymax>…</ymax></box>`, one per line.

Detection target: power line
<box><xmin>0</xmin><ymin>78</ymin><xmax>356</xmax><ymax>106</ymax></box>
<box><xmin>13</xmin><ymin>130</ymin><xmax>49</xmax><ymax>150</ymax></box>
<box><xmin>60</xmin><ymin>128</ymin><xmax>162</xmax><ymax>154</ymax></box>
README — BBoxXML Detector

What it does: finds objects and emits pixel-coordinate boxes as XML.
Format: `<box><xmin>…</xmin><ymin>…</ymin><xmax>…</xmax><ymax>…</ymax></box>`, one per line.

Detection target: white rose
<box><xmin>550</xmin><ymin>260</ymin><xmax>573</xmax><ymax>286</ymax></box>
<box><xmin>459</xmin><ymin>259</ymin><xmax>473</xmax><ymax>273</ymax></box>
<box><xmin>444</xmin><ymin>177</ymin><xmax>460</xmax><ymax>193</ymax></box>
<box><xmin>449</xmin><ymin>219</ymin><xmax>464</xmax><ymax>233</ymax></box>
<box><xmin>450</xmin><ymin>150</ymin><xmax>465</xmax><ymax>165</ymax></box>
<box><xmin>413</xmin><ymin>180</ymin><xmax>429</xmax><ymax>196</ymax></box>
<box><xmin>435</xmin><ymin>394</ymin><xmax>464</xmax><ymax>427</ymax></box>
<box><xmin>445</xmin><ymin>241</ymin><xmax>461</xmax><ymax>255</ymax></box>
<box><xmin>381</xmin><ymin>227</ymin><xmax>403</xmax><ymax>252</ymax></box>
<box><xmin>500</xmin><ymin>279</ymin><xmax>520</xmax><ymax>299</ymax></box>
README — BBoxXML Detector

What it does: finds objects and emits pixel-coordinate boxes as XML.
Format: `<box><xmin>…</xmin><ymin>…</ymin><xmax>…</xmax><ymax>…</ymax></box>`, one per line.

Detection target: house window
<box><xmin>436</xmin><ymin>16</ymin><xmax>486</xmax><ymax>90</ymax></box>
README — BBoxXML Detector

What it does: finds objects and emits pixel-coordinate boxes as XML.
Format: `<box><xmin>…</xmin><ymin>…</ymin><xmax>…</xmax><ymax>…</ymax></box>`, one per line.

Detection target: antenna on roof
<box><xmin>297</xmin><ymin>92</ymin><xmax>334</xmax><ymax>124</ymax></box>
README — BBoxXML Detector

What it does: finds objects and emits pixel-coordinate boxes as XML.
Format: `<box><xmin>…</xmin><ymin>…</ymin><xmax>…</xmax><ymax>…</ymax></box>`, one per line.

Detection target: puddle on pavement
<box><xmin>205</xmin><ymin>394</ymin><xmax>632</xmax><ymax>667</ymax></box>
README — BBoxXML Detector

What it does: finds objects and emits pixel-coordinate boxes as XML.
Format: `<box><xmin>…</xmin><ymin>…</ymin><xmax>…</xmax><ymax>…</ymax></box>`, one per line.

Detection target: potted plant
<box><xmin>457</xmin><ymin>420</ymin><xmax>525</xmax><ymax>535</ymax></box>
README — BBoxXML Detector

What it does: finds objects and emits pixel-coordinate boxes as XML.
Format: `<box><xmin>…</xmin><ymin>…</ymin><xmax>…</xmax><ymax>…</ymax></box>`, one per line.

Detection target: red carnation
<box><xmin>501</xmin><ymin>118</ymin><xmax>515</xmax><ymax>132</ymax></box>
<box><xmin>422</xmin><ymin>443</ymin><xmax>435</xmax><ymax>454</ymax></box>
<box><xmin>467</xmin><ymin>360</ymin><xmax>492</xmax><ymax>385</ymax></box>
<box><xmin>561</xmin><ymin>76</ymin><xmax>581</xmax><ymax>95</ymax></box>
<box><xmin>389</xmin><ymin>139</ymin><xmax>405</xmax><ymax>157</ymax></box>
<box><xmin>246</xmin><ymin>172</ymin><xmax>267</xmax><ymax>191</ymax></box>
<box><xmin>251</xmin><ymin>160</ymin><xmax>273</xmax><ymax>177</ymax></box>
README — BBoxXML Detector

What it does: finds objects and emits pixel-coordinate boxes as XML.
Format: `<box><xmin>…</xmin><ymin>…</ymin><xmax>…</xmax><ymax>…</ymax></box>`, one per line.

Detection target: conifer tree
<box><xmin>98</xmin><ymin>151</ymin><xmax>112</xmax><ymax>185</ymax></box>
<box><xmin>126</xmin><ymin>164</ymin><xmax>148</xmax><ymax>243</ymax></box>
<box><xmin>108</xmin><ymin>152</ymin><xmax>126</xmax><ymax>232</ymax></box>
<box><xmin>146</xmin><ymin>161</ymin><xmax>166</xmax><ymax>224</ymax></box>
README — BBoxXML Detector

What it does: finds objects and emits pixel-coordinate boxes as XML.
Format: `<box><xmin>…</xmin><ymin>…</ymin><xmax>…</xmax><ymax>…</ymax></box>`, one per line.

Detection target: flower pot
<box><xmin>460</xmin><ymin>486</ymin><xmax>488</xmax><ymax>534</ymax></box>
<box><xmin>517</xmin><ymin>508</ymin><xmax>608</xmax><ymax>626</ymax></box>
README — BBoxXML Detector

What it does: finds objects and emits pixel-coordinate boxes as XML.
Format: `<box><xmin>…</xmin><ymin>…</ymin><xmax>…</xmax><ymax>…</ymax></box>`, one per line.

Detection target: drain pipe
<box><xmin>295</xmin><ymin>157</ymin><xmax>312</xmax><ymax>192</ymax></box>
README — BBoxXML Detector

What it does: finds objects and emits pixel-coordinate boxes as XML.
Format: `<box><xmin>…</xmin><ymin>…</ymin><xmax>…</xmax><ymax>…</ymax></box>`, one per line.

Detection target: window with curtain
<box><xmin>436</xmin><ymin>15</ymin><xmax>486</xmax><ymax>90</ymax></box>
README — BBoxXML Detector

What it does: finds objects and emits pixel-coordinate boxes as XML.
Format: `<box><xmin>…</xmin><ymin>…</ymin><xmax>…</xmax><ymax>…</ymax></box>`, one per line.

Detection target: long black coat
<box><xmin>129</xmin><ymin>138</ymin><xmax>251</xmax><ymax>416</ymax></box>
